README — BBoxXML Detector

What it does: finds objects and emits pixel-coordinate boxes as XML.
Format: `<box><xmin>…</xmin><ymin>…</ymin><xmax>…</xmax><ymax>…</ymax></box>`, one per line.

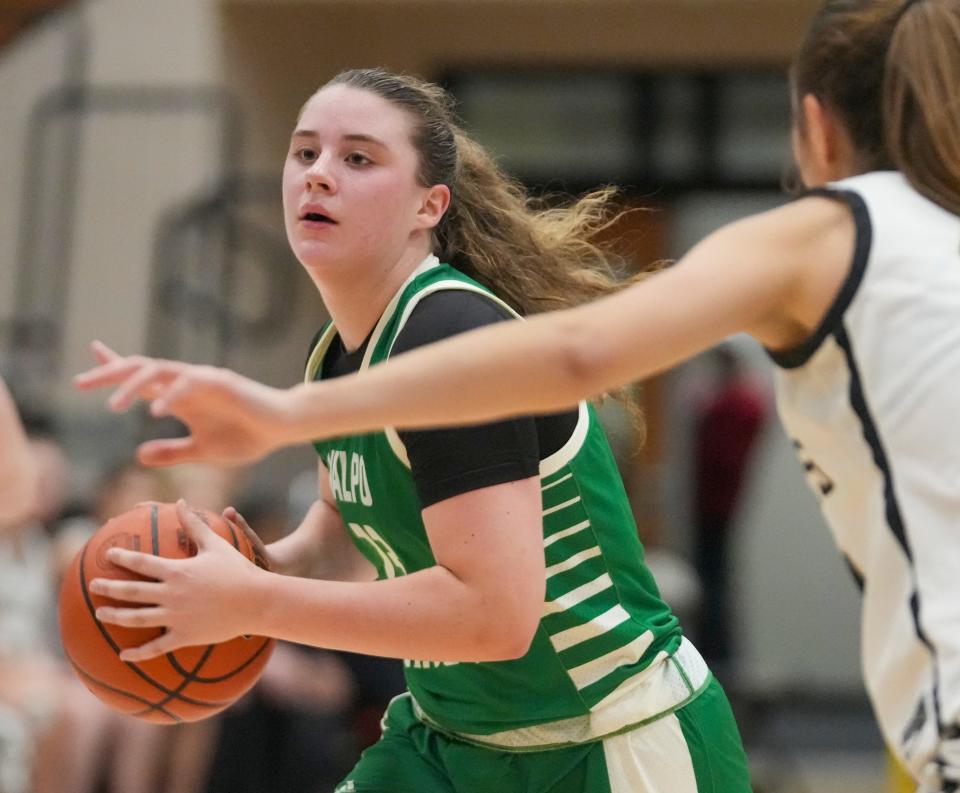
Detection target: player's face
<box><xmin>282</xmin><ymin>84</ymin><xmax>430</xmax><ymax>277</ymax></box>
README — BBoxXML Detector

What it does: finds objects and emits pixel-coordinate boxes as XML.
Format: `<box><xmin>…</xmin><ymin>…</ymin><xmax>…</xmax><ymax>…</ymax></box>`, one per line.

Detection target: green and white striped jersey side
<box><xmin>307</xmin><ymin>255</ymin><xmax>682</xmax><ymax>736</ymax></box>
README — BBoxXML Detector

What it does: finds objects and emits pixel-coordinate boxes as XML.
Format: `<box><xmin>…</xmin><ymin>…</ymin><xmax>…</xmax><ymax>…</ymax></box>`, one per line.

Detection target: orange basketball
<box><xmin>58</xmin><ymin>502</ymin><xmax>275</xmax><ymax>723</ymax></box>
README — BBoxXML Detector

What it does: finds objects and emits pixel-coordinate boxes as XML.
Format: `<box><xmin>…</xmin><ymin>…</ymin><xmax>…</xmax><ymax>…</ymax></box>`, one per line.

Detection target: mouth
<box><xmin>300</xmin><ymin>211</ymin><xmax>337</xmax><ymax>225</ymax></box>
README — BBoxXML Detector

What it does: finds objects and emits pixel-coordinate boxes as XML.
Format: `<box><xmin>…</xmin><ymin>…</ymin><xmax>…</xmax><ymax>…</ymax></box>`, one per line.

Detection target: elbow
<box><xmin>479</xmin><ymin>608</ymin><xmax>540</xmax><ymax>661</ymax></box>
<box><xmin>555</xmin><ymin>315</ymin><xmax>606</xmax><ymax>401</ymax></box>
<box><xmin>496</xmin><ymin>628</ymin><xmax>537</xmax><ymax>661</ymax></box>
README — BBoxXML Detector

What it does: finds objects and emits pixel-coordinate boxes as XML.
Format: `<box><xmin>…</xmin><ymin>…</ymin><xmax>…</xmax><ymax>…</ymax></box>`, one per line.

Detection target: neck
<box><xmin>309</xmin><ymin>245</ymin><xmax>435</xmax><ymax>352</ymax></box>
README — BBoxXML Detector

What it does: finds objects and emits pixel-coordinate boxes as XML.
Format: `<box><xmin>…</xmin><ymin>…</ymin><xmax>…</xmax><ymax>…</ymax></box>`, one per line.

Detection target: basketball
<box><xmin>58</xmin><ymin>502</ymin><xmax>275</xmax><ymax>724</ymax></box>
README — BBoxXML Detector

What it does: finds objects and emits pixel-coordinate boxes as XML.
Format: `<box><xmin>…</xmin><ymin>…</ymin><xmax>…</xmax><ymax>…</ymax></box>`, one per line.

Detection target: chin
<box><xmin>297</xmin><ymin>251</ymin><xmax>354</xmax><ymax>279</ymax></box>
<box><xmin>294</xmin><ymin>239</ymin><xmax>338</xmax><ymax>266</ymax></box>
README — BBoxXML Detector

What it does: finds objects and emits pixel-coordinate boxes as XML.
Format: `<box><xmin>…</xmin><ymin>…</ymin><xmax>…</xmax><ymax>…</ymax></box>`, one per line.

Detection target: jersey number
<box><xmin>347</xmin><ymin>522</ymin><xmax>407</xmax><ymax>579</ymax></box>
<box><xmin>793</xmin><ymin>439</ymin><xmax>835</xmax><ymax>496</ymax></box>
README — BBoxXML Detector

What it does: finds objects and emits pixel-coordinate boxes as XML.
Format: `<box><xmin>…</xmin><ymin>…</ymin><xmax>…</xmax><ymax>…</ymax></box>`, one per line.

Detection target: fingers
<box><xmin>136</xmin><ymin>437</ymin><xmax>202</xmax><ymax>468</ymax></box>
<box><xmin>107</xmin><ymin>362</ymin><xmax>173</xmax><ymax>412</ymax></box>
<box><xmin>176</xmin><ymin>499</ymin><xmax>226</xmax><ymax>550</ymax></box>
<box><xmin>94</xmin><ymin>605</ymin><xmax>165</xmax><ymax>629</ymax></box>
<box><xmin>223</xmin><ymin>507</ymin><xmax>271</xmax><ymax>571</ymax></box>
<box><xmin>91</xmin><ymin>340</ymin><xmax>120</xmax><ymax>365</ymax></box>
<box><xmin>148</xmin><ymin>372</ymin><xmax>197</xmax><ymax>417</ymax></box>
<box><xmin>74</xmin><ymin>357</ymin><xmax>147</xmax><ymax>391</ymax></box>
<box><xmin>88</xmin><ymin>577</ymin><xmax>164</xmax><ymax>604</ymax></box>
<box><xmin>118</xmin><ymin>634</ymin><xmax>182</xmax><ymax>663</ymax></box>
<box><xmin>100</xmin><ymin>547</ymin><xmax>171</xmax><ymax>579</ymax></box>
<box><xmin>74</xmin><ymin>347</ymin><xmax>181</xmax><ymax>410</ymax></box>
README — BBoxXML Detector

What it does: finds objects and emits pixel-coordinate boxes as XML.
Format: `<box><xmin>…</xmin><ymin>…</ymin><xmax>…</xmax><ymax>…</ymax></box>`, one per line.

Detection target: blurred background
<box><xmin>0</xmin><ymin>1</ymin><xmax>904</xmax><ymax>792</ymax></box>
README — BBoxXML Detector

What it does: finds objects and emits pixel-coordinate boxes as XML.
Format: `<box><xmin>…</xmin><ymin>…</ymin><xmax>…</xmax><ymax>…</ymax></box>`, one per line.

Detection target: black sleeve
<box><xmin>392</xmin><ymin>290</ymin><xmax>541</xmax><ymax>509</ymax></box>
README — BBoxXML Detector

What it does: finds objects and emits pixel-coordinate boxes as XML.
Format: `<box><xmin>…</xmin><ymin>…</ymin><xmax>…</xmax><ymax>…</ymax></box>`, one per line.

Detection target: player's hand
<box><xmin>74</xmin><ymin>341</ymin><xmax>295</xmax><ymax>467</ymax></box>
<box><xmin>223</xmin><ymin>506</ymin><xmax>276</xmax><ymax>573</ymax></box>
<box><xmin>88</xmin><ymin>500</ymin><xmax>268</xmax><ymax>661</ymax></box>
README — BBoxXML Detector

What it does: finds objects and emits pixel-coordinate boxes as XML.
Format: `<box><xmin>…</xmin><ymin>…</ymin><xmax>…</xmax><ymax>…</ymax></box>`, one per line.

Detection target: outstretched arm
<box><xmin>75</xmin><ymin>197</ymin><xmax>852</xmax><ymax>465</ymax></box>
<box><xmin>0</xmin><ymin>377</ymin><xmax>37</xmax><ymax>529</ymax></box>
<box><xmin>290</xmin><ymin>197</ymin><xmax>850</xmax><ymax>431</ymax></box>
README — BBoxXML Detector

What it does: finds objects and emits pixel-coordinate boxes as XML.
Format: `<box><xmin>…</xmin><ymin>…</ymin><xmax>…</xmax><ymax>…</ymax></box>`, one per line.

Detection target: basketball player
<box><xmin>77</xmin><ymin>1</ymin><xmax>960</xmax><ymax>788</ymax></box>
<box><xmin>79</xmin><ymin>70</ymin><xmax>752</xmax><ymax>792</ymax></box>
<box><xmin>0</xmin><ymin>377</ymin><xmax>37</xmax><ymax>530</ymax></box>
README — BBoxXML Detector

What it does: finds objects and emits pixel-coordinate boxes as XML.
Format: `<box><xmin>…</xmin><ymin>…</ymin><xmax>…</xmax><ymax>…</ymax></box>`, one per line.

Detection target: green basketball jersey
<box><xmin>306</xmin><ymin>256</ymin><xmax>681</xmax><ymax>736</ymax></box>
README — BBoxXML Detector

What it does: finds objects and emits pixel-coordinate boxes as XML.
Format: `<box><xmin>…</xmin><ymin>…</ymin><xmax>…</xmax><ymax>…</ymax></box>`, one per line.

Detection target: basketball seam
<box><xmin>166</xmin><ymin>637</ymin><xmax>273</xmax><ymax>683</ymax></box>
<box><xmin>70</xmin><ymin>504</ymin><xmax>271</xmax><ymax>721</ymax></box>
<box><xmin>64</xmin><ymin>652</ymin><xmax>184</xmax><ymax>719</ymax></box>
<box><xmin>77</xmin><ymin>539</ymin><xmax>236</xmax><ymax>709</ymax></box>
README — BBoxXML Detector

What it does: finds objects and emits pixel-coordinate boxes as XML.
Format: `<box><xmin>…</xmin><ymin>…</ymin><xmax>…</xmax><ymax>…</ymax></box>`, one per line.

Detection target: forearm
<box><xmin>268</xmin><ymin>500</ymin><xmax>374</xmax><ymax>581</ymax></box>
<box><xmin>286</xmin><ymin>310</ymin><xmax>595</xmax><ymax>439</ymax></box>
<box><xmin>0</xmin><ymin>461</ymin><xmax>36</xmax><ymax>529</ymax></box>
<box><xmin>246</xmin><ymin>564</ymin><xmax>531</xmax><ymax>662</ymax></box>
<box><xmin>0</xmin><ymin>382</ymin><xmax>36</xmax><ymax>528</ymax></box>
<box><xmin>280</xmin><ymin>215</ymin><xmax>803</xmax><ymax>442</ymax></box>
<box><xmin>266</xmin><ymin>500</ymin><xmax>335</xmax><ymax>577</ymax></box>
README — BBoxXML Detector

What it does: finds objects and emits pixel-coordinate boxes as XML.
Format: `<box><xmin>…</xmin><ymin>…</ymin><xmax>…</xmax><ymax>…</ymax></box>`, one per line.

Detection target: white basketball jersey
<box><xmin>771</xmin><ymin>171</ymin><xmax>960</xmax><ymax>787</ymax></box>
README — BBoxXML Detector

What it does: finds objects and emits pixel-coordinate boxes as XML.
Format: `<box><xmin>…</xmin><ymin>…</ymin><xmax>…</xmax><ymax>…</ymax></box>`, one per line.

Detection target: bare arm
<box><xmin>288</xmin><ymin>196</ymin><xmax>851</xmax><ymax>433</ymax></box>
<box><xmin>261</xmin><ymin>461</ymin><xmax>374</xmax><ymax>581</ymax></box>
<box><xmin>92</xmin><ymin>477</ymin><xmax>545</xmax><ymax>663</ymax></box>
<box><xmin>249</xmin><ymin>476</ymin><xmax>545</xmax><ymax>662</ymax></box>
<box><xmin>0</xmin><ymin>378</ymin><xmax>37</xmax><ymax>528</ymax></box>
<box><xmin>75</xmin><ymin>197</ymin><xmax>852</xmax><ymax>465</ymax></box>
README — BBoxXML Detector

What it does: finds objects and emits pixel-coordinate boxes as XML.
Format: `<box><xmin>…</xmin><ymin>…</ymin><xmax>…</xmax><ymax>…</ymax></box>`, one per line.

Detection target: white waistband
<box><xmin>411</xmin><ymin>636</ymin><xmax>711</xmax><ymax>751</ymax></box>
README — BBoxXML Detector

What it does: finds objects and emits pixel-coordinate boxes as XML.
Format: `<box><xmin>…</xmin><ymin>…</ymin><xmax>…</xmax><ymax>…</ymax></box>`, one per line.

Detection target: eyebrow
<box><xmin>291</xmin><ymin>130</ymin><xmax>388</xmax><ymax>148</ymax></box>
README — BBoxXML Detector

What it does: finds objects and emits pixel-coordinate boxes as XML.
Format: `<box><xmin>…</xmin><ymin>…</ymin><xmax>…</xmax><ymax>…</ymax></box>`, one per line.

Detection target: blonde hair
<box><xmin>792</xmin><ymin>0</ymin><xmax>960</xmax><ymax>214</ymax></box>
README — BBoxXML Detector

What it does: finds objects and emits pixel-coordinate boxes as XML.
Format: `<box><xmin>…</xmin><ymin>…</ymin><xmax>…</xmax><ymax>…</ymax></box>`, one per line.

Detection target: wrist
<box><xmin>243</xmin><ymin>564</ymin><xmax>277</xmax><ymax>638</ymax></box>
<box><xmin>283</xmin><ymin>383</ymin><xmax>331</xmax><ymax>444</ymax></box>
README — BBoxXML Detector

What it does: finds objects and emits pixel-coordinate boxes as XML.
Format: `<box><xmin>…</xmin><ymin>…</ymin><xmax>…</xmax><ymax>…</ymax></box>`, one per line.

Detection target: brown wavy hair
<box><xmin>314</xmin><ymin>68</ymin><xmax>655</xmax><ymax>429</ymax></box>
<box><xmin>792</xmin><ymin>0</ymin><xmax>960</xmax><ymax>214</ymax></box>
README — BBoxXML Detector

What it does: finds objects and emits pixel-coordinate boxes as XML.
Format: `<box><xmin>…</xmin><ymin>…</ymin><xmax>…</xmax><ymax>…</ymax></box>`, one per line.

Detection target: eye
<box><xmin>345</xmin><ymin>151</ymin><xmax>372</xmax><ymax>166</ymax></box>
<box><xmin>294</xmin><ymin>147</ymin><xmax>318</xmax><ymax>164</ymax></box>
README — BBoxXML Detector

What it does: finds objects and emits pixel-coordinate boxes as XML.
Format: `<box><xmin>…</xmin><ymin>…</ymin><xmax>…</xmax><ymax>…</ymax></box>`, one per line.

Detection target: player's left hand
<box><xmin>74</xmin><ymin>341</ymin><xmax>295</xmax><ymax>467</ymax></box>
<box><xmin>88</xmin><ymin>499</ymin><xmax>269</xmax><ymax>661</ymax></box>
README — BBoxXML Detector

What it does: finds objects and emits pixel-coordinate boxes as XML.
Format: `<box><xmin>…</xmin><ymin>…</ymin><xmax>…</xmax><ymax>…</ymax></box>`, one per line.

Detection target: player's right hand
<box><xmin>223</xmin><ymin>506</ymin><xmax>275</xmax><ymax>573</ymax></box>
<box><xmin>74</xmin><ymin>341</ymin><xmax>296</xmax><ymax>467</ymax></box>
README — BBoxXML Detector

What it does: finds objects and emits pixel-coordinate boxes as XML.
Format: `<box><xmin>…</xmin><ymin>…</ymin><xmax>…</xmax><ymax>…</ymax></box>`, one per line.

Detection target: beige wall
<box><xmin>2</xmin><ymin>0</ymin><xmax>820</xmax><ymax>407</ymax></box>
<box><xmin>1</xmin><ymin>0</ymin><xmax>223</xmax><ymax>409</ymax></box>
<box><xmin>223</xmin><ymin>0</ymin><xmax>820</xmax><ymax>173</ymax></box>
<box><xmin>218</xmin><ymin>0</ymin><xmax>823</xmax><ymax>394</ymax></box>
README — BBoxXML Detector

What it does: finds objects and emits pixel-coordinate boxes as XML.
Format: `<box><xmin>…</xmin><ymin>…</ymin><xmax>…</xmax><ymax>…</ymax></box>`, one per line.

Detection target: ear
<box><xmin>415</xmin><ymin>183</ymin><xmax>451</xmax><ymax>231</ymax></box>
<box><xmin>799</xmin><ymin>93</ymin><xmax>863</xmax><ymax>185</ymax></box>
<box><xmin>801</xmin><ymin>94</ymin><xmax>836</xmax><ymax>173</ymax></box>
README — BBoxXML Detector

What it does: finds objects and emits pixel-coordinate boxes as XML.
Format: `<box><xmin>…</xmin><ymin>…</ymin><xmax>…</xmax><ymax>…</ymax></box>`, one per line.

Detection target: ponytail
<box><xmin>884</xmin><ymin>0</ymin><xmax>960</xmax><ymax>214</ymax></box>
<box><xmin>793</xmin><ymin>0</ymin><xmax>960</xmax><ymax>214</ymax></box>
<box><xmin>438</xmin><ymin>131</ymin><xmax>644</xmax><ymax>317</ymax></box>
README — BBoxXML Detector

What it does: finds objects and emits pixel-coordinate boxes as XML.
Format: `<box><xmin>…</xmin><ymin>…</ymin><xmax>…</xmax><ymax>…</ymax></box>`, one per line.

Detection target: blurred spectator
<box><xmin>643</xmin><ymin>547</ymin><xmax>703</xmax><ymax>637</ymax></box>
<box><xmin>692</xmin><ymin>346</ymin><xmax>768</xmax><ymax>671</ymax></box>
<box><xmin>0</xmin><ymin>425</ymin><xmax>112</xmax><ymax>793</ymax></box>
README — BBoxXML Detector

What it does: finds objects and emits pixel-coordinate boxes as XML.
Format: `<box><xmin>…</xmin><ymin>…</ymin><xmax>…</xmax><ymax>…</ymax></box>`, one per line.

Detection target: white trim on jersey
<box><xmin>366</xmin><ymin>263</ymin><xmax>590</xmax><ymax>472</ymax></box>
<box><xmin>360</xmin><ymin>254</ymin><xmax>441</xmax><ymax>372</ymax></box>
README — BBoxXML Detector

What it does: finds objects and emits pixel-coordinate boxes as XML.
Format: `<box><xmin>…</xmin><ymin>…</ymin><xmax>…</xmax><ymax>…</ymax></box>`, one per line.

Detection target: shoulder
<box><xmin>739</xmin><ymin>195</ymin><xmax>859</xmax><ymax>351</ymax></box>
<box><xmin>676</xmin><ymin>194</ymin><xmax>859</xmax><ymax>351</ymax></box>
<box><xmin>718</xmin><ymin>194</ymin><xmax>856</xmax><ymax>255</ymax></box>
<box><xmin>393</xmin><ymin>288</ymin><xmax>515</xmax><ymax>354</ymax></box>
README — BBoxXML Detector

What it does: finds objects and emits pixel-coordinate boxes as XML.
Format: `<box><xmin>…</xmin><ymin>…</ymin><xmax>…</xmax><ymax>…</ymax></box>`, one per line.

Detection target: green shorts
<box><xmin>333</xmin><ymin>677</ymin><xmax>751</xmax><ymax>793</ymax></box>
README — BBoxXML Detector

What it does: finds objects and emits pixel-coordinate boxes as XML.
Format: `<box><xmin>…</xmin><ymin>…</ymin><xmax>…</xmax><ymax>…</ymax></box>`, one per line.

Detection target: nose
<box><xmin>305</xmin><ymin>155</ymin><xmax>336</xmax><ymax>194</ymax></box>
